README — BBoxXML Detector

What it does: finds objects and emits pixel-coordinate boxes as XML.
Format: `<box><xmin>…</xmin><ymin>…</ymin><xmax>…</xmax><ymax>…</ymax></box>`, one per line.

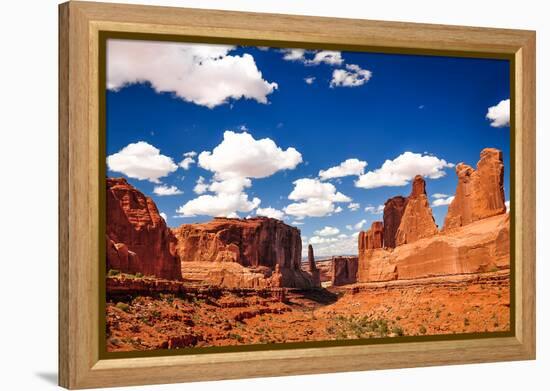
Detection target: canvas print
<box><xmin>104</xmin><ymin>39</ymin><xmax>511</xmax><ymax>352</ymax></box>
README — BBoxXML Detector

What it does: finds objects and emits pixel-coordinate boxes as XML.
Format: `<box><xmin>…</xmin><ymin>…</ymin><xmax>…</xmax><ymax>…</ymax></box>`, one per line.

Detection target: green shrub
<box><xmin>107</xmin><ymin>269</ymin><xmax>120</xmax><ymax>277</ymax></box>
<box><xmin>419</xmin><ymin>325</ymin><xmax>427</xmax><ymax>334</ymax></box>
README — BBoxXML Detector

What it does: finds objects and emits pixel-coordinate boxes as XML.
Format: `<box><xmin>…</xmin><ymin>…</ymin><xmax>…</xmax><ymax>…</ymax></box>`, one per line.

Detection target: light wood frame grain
<box><xmin>59</xmin><ymin>1</ymin><xmax>536</xmax><ymax>388</ymax></box>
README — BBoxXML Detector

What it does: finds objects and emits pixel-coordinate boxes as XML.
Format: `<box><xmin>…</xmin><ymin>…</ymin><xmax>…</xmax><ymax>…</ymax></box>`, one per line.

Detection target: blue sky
<box><xmin>106</xmin><ymin>40</ymin><xmax>510</xmax><ymax>256</ymax></box>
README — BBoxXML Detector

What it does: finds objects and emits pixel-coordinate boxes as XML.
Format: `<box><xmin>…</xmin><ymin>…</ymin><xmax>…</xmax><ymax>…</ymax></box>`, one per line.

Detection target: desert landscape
<box><xmin>105</xmin><ymin>147</ymin><xmax>510</xmax><ymax>352</ymax></box>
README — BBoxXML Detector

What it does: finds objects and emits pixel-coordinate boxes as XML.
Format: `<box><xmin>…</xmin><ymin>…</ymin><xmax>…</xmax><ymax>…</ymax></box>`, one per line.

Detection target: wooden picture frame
<box><xmin>59</xmin><ymin>1</ymin><xmax>536</xmax><ymax>389</ymax></box>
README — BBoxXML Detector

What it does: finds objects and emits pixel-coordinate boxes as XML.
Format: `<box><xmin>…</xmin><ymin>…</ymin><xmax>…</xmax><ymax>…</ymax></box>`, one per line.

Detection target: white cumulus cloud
<box><xmin>284</xmin><ymin>178</ymin><xmax>351</xmax><ymax>219</ymax></box>
<box><xmin>364</xmin><ymin>205</ymin><xmax>384</xmax><ymax>214</ymax></box>
<box><xmin>486</xmin><ymin>99</ymin><xmax>510</xmax><ymax>127</ymax></box>
<box><xmin>107</xmin><ymin>141</ymin><xmax>178</xmax><ymax>183</ymax></box>
<box><xmin>281</xmin><ymin>49</ymin><xmax>343</xmax><ymax>66</ymax></box>
<box><xmin>308</xmin><ymin>51</ymin><xmax>343</xmax><ymax>66</ymax></box>
<box><xmin>432</xmin><ymin>193</ymin><xmax>449</xmax><ymax>199</ymax></box>
<box><xmin>315</xmin><ymin>226</ymin><xmax>340</xmax><ymax>237</ymax></box>
<box><xmin>288</xmin><ymin>178</ymin><xmax>351</xmax><ymax>202</ymax></box>
<box><xmin>353</xmin><ymin>219</ymin><xmax>367</xmax><ymax>230</ymax></box>
<box><xmin>198</xmin><ymin>131</ymin><xmax>302</xmax><ymax>180</ymax></box>
<box><xmin>307</xmin><ymin>232</ymin><xmax>360</xmax><ymax>256</ymax></box>
<box><xmin>193</xmin><ymin>176</ymin><xmax>208</xmax><ymax>194</ymax></box>
<box><xmin>178</xmin><ymin>131</ymin><xmax>301</xmax><ymax>218</ymax></box>
<box><xmin>256</xmin><ymin>207</ymin><xmax>285</xmax><ymax>220</ymax></box>
<box><xmin>355</xmin><ymin>152</ymin><xmax>454</xmax><ymax>189</ymax></box>
<box><xmin>179</xmin><ymin>157</ymin><xmax>195</xmax><ymax>170</ymax></box>
<box><xmin>348</xmin><ymin>202</ymin><xmax>360</xmax><ymax>211</ymax></box>
<box><xmin>284</xmin><ymin>198</ymin><xmax>335</xmax><ymax>219</ymax></box>
<box><xmin>432</xmin><ymin>195</ymin><xmax>455</xmax><ymax>207</ymax></box>
<box><xmin>505</xmin><ymin>200</ymin><xmax>510</xmax><ymax>212</ymax></box>
<box><xmin>107</xmin><ymin>40</ymin><xmax>278</xmax><ymax>108</ymax></box>
<box><xmin>304</xmin><ymin>77</ymin><xmax>316</xmax><ymax>85</ymax></box>
<box><xmin>208</xmin><ymin>177</ymin><xmax>252</xmax><ymax>194</ymax></box>
<box><xmin>330</xmin><ymin>64</ymin><xmax>372</xmax><ymax>88</ymax></box>
<box><xmin>176</xmin><ymin>193</ymin><xmax>260</xmax><ymax>218</ymax></box>
<box><xmin>159</xmin><ymin>212</ymin><xmax>168</xmax><ymax>222</ymax></box>
<box><xmin>153</xmin><ymin>185</ymin><xmax>183</xmax><ymax>196</ymax></box>
<box><xmin>309</xmin><ymin>236</ymin><xmax>339</xmax><ymax>245</ymax></box>
<box><xmin>281</xmin><ymin>48</ymin><xmax>306</xmax><ymax>61</ymax></box>
<box><xmin>319</xmin><ymin>158</ymin><xmax>367</xmax><ymax>180</ymax></box>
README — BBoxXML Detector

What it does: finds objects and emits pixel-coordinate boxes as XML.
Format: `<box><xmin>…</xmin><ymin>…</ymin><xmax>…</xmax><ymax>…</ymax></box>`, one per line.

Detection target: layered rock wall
<box><xmin>173</xmin><ymin>217</ymin><xmax>318</xmax><ymax>288</ymax></box>
<box><xmin>383</xmin><ymin>196</ymin><xmax>408</xmax><ymax>249</ymax></box>
<box><xmin>357</xmin><ymin>214</ymin><xmax>509</xmax><ymax>282</ymax></box>
<box><xmin>331</xmin><ymin>256</ymin><xmax>359</xmax><ymax>286</ymax></box>
<box><xmin>106</xmin><ymin>178</ymin><xmax>181</xmax><ymax>280</ymax></box>
<box><xmin>395</xmin><ymin>176</ymin><xmax>439</xmax><ymax>246</ymax></box>
<box><xmin>357</xmin><ymin>148</ymin><xmax>509</xmax><ymax>284</ymax></box>
<box><xmin>172</xmin><ymin>217</ymin><xmax>302</xmax><ymax>269</ymax></box>
<box><xmin>443</xmin><ymin>148</ymin><xmax>506</xmax><ymax>231</ymax></box>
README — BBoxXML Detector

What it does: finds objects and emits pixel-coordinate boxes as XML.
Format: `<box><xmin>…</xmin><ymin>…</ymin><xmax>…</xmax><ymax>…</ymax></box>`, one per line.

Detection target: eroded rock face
<box><xmin>357</xmin><ymin>214</ymin><xmax>509</xmax><ymax>282</ymax></box>
<box><xmin>172</xmin><ymin>217</ymin><xmax>302</xmax><ymax>268</ymax></box>
<box><xmin>443</xmin><ymin>148</ymin><xmax>506</xmax><ymax>231</ymax></box>
<box><xmin>395</xmin><ymin>176</ymin><xmax>438</xmax><ymax>246</ymax></box>
<box><xmin>106</xmin><ymin>178</ymin><xmax>181</xmax><ymax>280</ymax></box>
<box><xmin>383</xmin><ymin>196</ymin><xmax>408</xmax><ymax>249</ymax></box>
<box><xmin>306</xmin><ymin>245</ymin><xmax>321</xmax><ymax>287</ymax></box>
<box><xmin>358</xmin><ymin>221</ymin><xmax>384</xmax><ymax>251</ymax></box>
<box><xmin>173</xmin><ymin>217</ymin><xmax>318</xmax><ymax>288</ymax></box>
<box><xmin>331</xmin><ymin>256</ymin><xmax>358</xmax><ymax>286</ymax></box>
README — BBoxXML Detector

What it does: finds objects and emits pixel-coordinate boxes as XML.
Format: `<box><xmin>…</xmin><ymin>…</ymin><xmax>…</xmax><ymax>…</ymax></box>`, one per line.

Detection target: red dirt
<box><xmin>106</xmin><ymin>271</ymin><xmax>509</xmax><ymax>352</ymax></box>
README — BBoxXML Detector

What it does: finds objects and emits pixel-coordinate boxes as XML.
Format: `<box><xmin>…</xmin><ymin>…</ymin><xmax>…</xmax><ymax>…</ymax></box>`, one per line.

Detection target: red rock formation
<box><xmin>443</xmin><ymin>148</ymin><xmax>506</xmax><ymax>231</ymax></box>
<box><xmin>383</xmin><ymin>196</ymin><xmax>408</xmax><ymax>248</ymax></box>
<box><xmin>395</xmin><ymin>176</ymin><xmax>438</xmax><ymax>246</ymax></box>
<box><xmin>357</xmin><ymin>213</ymin><xmax>509</xmax><ymax>282</ymax></box>
<box><xmin>315</xmin><ymin>259</ymin><xmax>333</xmax><ymax>284</ymax></box>
<box><xmin>173</xmin><ymin>217</ymin><xmax>301</xmax><ymax>267</ymax></box>
<box><xmin>358</xmin><ymin>221</ymin><xmax>384</xmax><ymax>251</ymax></box>
<box><xmin>331</xmin><ymin>256</ymin><xmax>358</xmax><ymax>286</ymax></box>
<box><xmin>173</xmin><ymin>217</ymin><xmax>317</xmax><ymax>288</ymax></box>
<box><xmin>106</xmin><ymin>178</ymin><xmax>181</xmax><ymax>280</ymax></box>
<box><xmin>357</xmin><ymin>222</ymin><xmax>386</xmax><ymax>282</ymax></box>
<box><xmin>306</xmin><ymin>245</ymin><xmax>321</xmax><ymax>287</ymax></box>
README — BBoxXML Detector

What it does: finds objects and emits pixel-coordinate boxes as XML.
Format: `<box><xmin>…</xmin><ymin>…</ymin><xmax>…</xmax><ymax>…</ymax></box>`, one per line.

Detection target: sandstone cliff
<box><xmin>331</xmin><ymin>256</ymin><xmax>358</xmax><ymax>286</ymax></box>
<box><xmin>172</xmin><ymin>217</ymin><xmax>319</xmax><ymax>289</ymax></box>
<box><xmin>106</xmin><ymin>178</ymin><xmax>181</xmax><ymax>280</ymax></box>
<box><xmin>172</xmin><ymin>217</ymin><xmax>302</xmax><ymax>268</ymax></box>
<box><xmin>358</xmin><ymin>221</ymin><xmax>384</xmax><ymax>251</ymax></box>
<box><xmin>383</xmin><ymin>196</ymin><xmax>408</xmax><ymax>249</ymax></box>
<box><xmin>306</xmin><ymin>245</ymin><xmax>321</xmax><ymax>288</ymax></box>
<box><xmin>357</xmin><ymin>148</ymin><xmax>510</xmax><ymax>283</ymax></box>
<box><xmin>357</xmin><ymin>213</ymin><xmax>509</xmax><ymax>282</ymax></box>
<box><xmin>395</xmin><ymin>176</ymin><xmax>439</xmax><ymax>246</ymax></box>
<box><xmin>443</xmin><ymin>148</ymin><xmax>506</xmax><ymax>231</ymax></box>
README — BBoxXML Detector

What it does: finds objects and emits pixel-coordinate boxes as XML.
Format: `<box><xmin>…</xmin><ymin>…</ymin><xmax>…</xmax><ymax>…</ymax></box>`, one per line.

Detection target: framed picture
<box><xmin>59</xmin><ymin>1</ymin><xmax>536</xmax><ymax>389</ymax></box>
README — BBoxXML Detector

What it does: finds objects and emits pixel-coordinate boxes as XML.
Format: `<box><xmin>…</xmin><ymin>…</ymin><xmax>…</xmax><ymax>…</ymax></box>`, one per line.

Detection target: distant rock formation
<box><xmin>106</xmin><ymin>178</ymin><xmax>181</xmax><ymax>280</ymax></box>
<box><xmin>395</xmin><ymin>176</ymin><xmax>439</xmax><ymax>246</ymax></box>
<box><xmin>306</xmin><ymin>245</ymin><xmax>321</xmax><ymax>287</ymax></box>
<box><xmin>331</xmin><ymin>256</ymin><xmax>359</xmax><ymax>286</ymax></box>
<box><xmin>383</xmin><ymin>196</ymin><xmax>408</xmax><ymax>248</ymax></box>
<box><xmin>443</xmin><ymin>148</ymin><xmax>506</xmax><ymax>231</ymax></box>
<box><xmin>315</xmin><ymin>259</ymin><xmax>333</xmax><ymax>283</ymax></box>
<box><xmin>172</xmin><ymin>217</ymin><xmax>319</xmax><ymax>288</ymax></box>
<box><xmin>172</xmin><ymin>217</ymin><xmax>301</xmax><ymax>268</ymax></box>
<box><xmin>358</xmin><ymin>221</ymin><xmax>384</xmax><ymax>251</ymax></box>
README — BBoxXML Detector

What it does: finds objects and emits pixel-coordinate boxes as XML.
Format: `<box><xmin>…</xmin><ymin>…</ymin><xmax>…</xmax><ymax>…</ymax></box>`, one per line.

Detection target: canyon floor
<box><xmin>106</xmin><ymin>270</ymin><xmax>510</xmax><ymax>352</ymax></box>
